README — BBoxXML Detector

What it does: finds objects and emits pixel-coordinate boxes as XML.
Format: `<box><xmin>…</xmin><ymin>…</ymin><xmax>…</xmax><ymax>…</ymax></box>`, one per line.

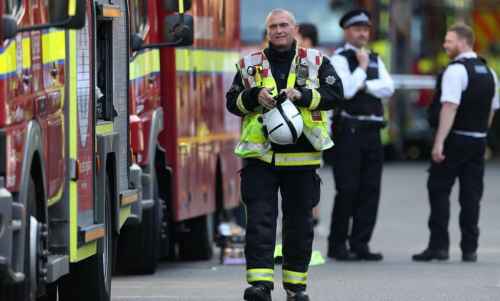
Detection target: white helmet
<box><xmin>263</xmin><ymin>99</ymin><xmax>303</xmax><ymax>145</ymax></box>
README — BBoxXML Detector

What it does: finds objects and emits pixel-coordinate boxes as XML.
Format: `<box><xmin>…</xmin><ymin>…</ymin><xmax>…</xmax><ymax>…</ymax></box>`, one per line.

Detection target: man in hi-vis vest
<box><xmin>226</xmin><ymin>9</ymin><xmax>343</xmax><ymax>301</ymax></box>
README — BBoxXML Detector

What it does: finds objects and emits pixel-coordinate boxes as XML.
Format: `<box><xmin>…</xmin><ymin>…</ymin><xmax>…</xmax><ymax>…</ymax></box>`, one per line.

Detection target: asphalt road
<box><xmin>112</xmin><ymin>162</ymin><xmax>500</xmax><ymax>301</ymax></box>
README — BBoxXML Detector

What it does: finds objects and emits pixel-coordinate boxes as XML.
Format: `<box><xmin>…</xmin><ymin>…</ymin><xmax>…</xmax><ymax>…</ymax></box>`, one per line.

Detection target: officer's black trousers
<box><xmin>328</xmin><ymin>125</ymin><xmax>383</xmax><ymax>252</ymax></box>
<box><xmin>241</xmin><ymin>160</ymin><xmax>320</xmax><ymax>291</ymax></box>
<box><xmin>427</xmin><ymin>133</ymin><xmax>486</xmax><ymax>253</ymax></box>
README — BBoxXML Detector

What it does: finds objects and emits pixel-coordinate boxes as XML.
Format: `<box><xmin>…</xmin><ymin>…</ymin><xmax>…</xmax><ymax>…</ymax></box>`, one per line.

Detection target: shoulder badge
<box><xmin>325</xmin><ymin>75</ymin><xmax>336</xmax><ymax>85</ymax></box>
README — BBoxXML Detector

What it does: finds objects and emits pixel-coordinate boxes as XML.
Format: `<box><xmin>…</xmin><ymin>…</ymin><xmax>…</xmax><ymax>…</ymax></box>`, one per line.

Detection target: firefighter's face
<box><xmin>443</xmin><ymin>31</ymin><xmax>463</xmax><ymax>59</ymax></box>
<box><xmin>345</xmin><ymin>25</ymin><xmax>371</xmax><ymax>48</ymax></box>
<box><xmin>267</xmin><ymin>13</ymin><xmax>297</xmax><ymax>49</ymax></box>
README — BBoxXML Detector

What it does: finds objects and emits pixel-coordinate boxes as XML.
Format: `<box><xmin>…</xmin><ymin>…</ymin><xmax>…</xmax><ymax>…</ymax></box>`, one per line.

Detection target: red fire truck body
<box><xmin>159</xmin><ymin>0</ymin><xmax>242</xmax><ymax>222</ymax></box>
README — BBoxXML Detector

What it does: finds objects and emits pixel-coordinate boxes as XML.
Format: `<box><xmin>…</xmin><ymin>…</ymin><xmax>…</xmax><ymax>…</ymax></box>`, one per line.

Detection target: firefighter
<box><xmin>413</xmin><ymin>23</ymin><xmax>499</xmax><ymax>262</ymax></box>
<box><xmin>226</xmin><ymin>9</ymin><xmax>343</xmax><ymax>301</ymax></box>
<box><xmin>327</xmin><ymin>9</ymin><xmax>394</xmax><ymax>261</ymax></box>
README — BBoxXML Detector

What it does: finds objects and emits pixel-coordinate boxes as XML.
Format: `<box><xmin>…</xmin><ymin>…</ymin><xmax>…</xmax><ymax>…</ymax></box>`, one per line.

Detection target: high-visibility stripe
<box><xmin>179</xmin><ymin>0</ymin><xmax>185</xmax><ymax>14</ymax></box>
<box><xmin>287</xmin><ymin>72</ymin><xmax>296</xmax><ymax>89</ymax></box>
<box><xmin>0</xmin><ymin>41</ymin><xmax>17</xmax><ymax>76</ymax></box>
<box><xmin>309</xmin><ymin>89</ymin><xmax>321</xmax><ymax>110</ymax></box>
<box><xmin>22</xmin><ymin>38</ymin><xmax>31</xmax><ymax>69</ymax></box>
<box><xmin>175</xmin><ymin>49</ymin><xmax>240</xmax><ymax>73</ymax></box>
<box><xmin>283</xmin><ymin>270</ymin><xmax>308</xmax><ymax>285</ymax></box>
<box><xmin>274</xmin><ymin>152</ymin><xmax>321</xmax><ymax>166</ymax></box>
<box><xmin>96</xmin><ymin>122</ymin><xmax>114</xmax><ymax>136</ymax></box>
<box><xmin>119</xmin><ymin>206</ymin><xmax>131</xmax><ymax>228</ymax></box>
<box><xmin>236</xmin><ymin>92</ymin><xmax>250</xmax><ymax>114</ymax></box>
<box><xmin>130</xmin><ymin>49</ymin><xmax>160</xmax><ymax>80</ymax></box>
<box><xmin>68</xmin><ymin>30</ymin><xmax>97</xmax><ymax>262</ymax></box>
<box><xmin>68</xmin><ymin>0</ymin><xmax>77</xmax><ymax>16</ymax></box>
<box><xmin>42</xmin><ymin>30</ymin><xmax>66</xmax><ymax>65</ymax></box>
<box><xmin>247</xmin><ymin>268</ymin><xmax>274</xmax><ymax>283</ymax></box>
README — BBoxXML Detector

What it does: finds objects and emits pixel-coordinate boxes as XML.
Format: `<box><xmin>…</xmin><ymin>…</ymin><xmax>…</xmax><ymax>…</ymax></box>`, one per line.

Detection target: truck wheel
<box><xmin>178</xmin><ymin>214</ymin><xmax>214</xmax><ymax>261</ymax></box>
<box><xmin>1</xmin><ymin>178</ymin><xmax>40</xmax><ymax>301</ymax></box>
<box><xmin>116</xmin><ymin>171</ymin><xmax>161</xmax><ymax>274</ymax></box>
<box><xmin>59</xmin><ymin>182</ymin><xmax>114</xmax><ymax>301</ymax></box>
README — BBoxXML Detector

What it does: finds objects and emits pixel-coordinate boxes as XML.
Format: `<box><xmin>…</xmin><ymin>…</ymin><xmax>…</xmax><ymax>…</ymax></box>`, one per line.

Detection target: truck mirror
<box><xmin>163</xmin><ymin>14</ymin><xmax>194</xmax><ymax>47</ymax></box>
<box><xmin>49</xmin><ymin>0</ymin><xmax>86</xmax><ymax>29</ymax></box>
<box><xmin>163</xmin><ymin>0</ymin><xmax>192</xmax><ymax>13</ymax></box>
<box><xmin>1</xmin><ymin>15</ymin><xmax>18</xmax><ymax>41</ymax></box>
<box><xmin>131</xmin><ymin>32</ymin><xmax>145</xmax><ymax>52</ymax></box>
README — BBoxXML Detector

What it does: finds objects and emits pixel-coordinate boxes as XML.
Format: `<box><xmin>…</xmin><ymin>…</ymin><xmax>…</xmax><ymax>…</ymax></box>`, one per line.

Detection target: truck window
<box><xmin>130</xmin><ymin>0</ymin><xmax>147</xmax><ymax>35</ymax></box>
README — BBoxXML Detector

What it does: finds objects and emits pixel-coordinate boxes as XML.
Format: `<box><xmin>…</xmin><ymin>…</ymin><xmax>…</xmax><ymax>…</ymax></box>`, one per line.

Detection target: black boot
<box><xmin>462</xmin><ymin>252</ymin><xmax>477</xmax><ymax>262</ymax></box>
<box><xmin>244</xmin><ymin>285</ymin><xmax>272</xmax><ymax>301</ymax></box>
<box><xmin>286</xmin><ymin>290</ymin><xmax>310</xmax><ymax>301</ymax></box>
<box><xmin>327</xmin><ymin>245</ymin><xmax>359</xmax><ymax>261</ymax></box>
<box><xmin>412</xmin><ymin>249</ymin><xmax>449</xmax><ymax>262</ymax></box>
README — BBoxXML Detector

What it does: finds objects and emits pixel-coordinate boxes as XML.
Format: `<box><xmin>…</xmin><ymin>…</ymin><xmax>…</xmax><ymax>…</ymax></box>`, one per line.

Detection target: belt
<box><xmin>453</xmin><ymin>130</ymin><xmax>487</xmax><ymax>138</ymax></box>
<box><xmin>341</xmin><ymin>111</ymin><xmax>384</xmax><ymax>122</ymax></box>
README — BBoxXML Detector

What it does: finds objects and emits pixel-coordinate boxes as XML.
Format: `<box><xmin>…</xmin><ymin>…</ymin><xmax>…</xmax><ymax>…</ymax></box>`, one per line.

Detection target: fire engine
<box><xmin>0</xmin><ymin>0</ymin><xmax>193</xmax><ymax>300</ymax></box>
<box><xmin>116</xmin><ymin>0</ymin><xmax>242</xmax><ymax>273</ymax></box>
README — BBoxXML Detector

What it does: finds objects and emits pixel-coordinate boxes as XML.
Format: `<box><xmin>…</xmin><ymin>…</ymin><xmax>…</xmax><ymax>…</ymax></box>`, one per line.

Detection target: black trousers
<box><xmin>241</xmin><ymin>160</ymin><xmax>321</xmax><ymax>291</ymax></box>
<box><xmin>427</xmin><ymin>133</ymin><xmax>486</xmax><ymax>253</ymax></box>
<box><xmin>328</xmin><ymin>124</ymin><xmax>383</xmax><ymax>252</ymax></box>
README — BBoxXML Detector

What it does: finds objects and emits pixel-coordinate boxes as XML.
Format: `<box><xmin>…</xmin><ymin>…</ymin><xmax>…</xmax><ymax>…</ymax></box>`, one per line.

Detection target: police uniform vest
<box><xmin>234</xmin><ymin>47</ymin><xmax>333</xmax><ymax>167</ymax></box>
<box><xmin>338</xmin><ymin>49</ymin><xmax>383</xmax><ymax>117</ymax></box>
<box><xmin>428</xmin><ymin>57</ymin><xmax>495</xmax><ymax>132</ymax></box>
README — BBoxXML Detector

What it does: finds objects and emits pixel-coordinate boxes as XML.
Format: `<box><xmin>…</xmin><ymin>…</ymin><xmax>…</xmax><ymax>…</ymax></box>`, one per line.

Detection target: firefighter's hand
<box><xmin>258</xmin><ymin>88</ymin><xmax>276</xmax><ymax>109</ymax></box>
<box><xmin>356</xmin><ymin>49</ymin><xmax>369</xmax><ymax>70</ymax></box>
<box><xmin>281</xmin><ymin>88</ymin><xmax>302</xmax><ymax>102</ymax></box>
<box><xmin>432</xmin><ymin>143</ymin><xmax>445</xmax><ymax>163</ymax></box>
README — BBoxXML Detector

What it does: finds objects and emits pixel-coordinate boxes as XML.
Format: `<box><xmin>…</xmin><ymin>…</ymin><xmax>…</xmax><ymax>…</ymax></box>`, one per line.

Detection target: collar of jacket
<box><xmin>265</xmin><ymin>40</ymin><xmax>297</xmax><ymax>64</ymax></box>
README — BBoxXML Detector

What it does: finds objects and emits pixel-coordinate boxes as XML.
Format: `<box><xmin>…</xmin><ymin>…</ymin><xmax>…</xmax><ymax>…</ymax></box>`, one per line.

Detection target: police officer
<box><xmin>226</xmin><ymin>9</ymin><xmax>343</xmax><ymax>301</ymax></box>
<box><xmin>327</xmin><ymin>9</ymin><xmax>394</xmax><ymax>261</ymax></box>
<box><xmin>413</xmin><ymin>23</ymin><xmax>499</xmax><ymax>262</ymax></box>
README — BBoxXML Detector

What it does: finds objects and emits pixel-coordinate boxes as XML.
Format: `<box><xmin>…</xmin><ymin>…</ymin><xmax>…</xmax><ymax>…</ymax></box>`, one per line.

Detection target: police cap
<box><xmin>339</xmin><ymin>9</ymin><xmax>372</xmax><ymax>29</ymax></box>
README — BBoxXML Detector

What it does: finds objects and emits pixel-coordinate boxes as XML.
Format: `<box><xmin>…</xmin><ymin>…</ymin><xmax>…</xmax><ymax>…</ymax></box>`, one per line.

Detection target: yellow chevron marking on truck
<box><xmin>175</xmin><ymin>49</ymin><xmax>240</xmax><ymax>73</ymax></box>
<box><xmin>0</xmin><ymin>41</ymin><xmax>17</xmax><ymax>76</ymax></box>
<box><xmin>42</xmin><ymin>30</ymin><xmax>66</xmax><ymax>65</ymax></box>
<box><xmin>130</xmin><ymin>49</ymin><xmax>160</xmax><ymax>80</ymax></box>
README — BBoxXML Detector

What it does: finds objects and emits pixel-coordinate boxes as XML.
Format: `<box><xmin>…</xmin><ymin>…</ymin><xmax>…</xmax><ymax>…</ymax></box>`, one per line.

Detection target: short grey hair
<box><xmin>265</xmin><ymin>9</ymin><xmax>297</xmax><ymax>27</ymax></box>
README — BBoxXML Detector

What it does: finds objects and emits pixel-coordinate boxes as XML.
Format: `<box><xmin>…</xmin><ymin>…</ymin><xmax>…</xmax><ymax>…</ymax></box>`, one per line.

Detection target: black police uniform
<box><xmin>328</xmin><ymin>49</ymin><xmax>385</xmax><ymax>258</ymax></box>
<box><xmin>326</xmin><ymin>9</ymin><xmax>393</xmax><ymax>260</ymax></box>
<box><xmin>226</xmin><ymin>41</ymin><xmax>343</xmax><ymax>293</ymax></box>
<box><xmin>423</xmin><ymin>56</ymin><xmax>496</xmax><ymax>256</ymax></box>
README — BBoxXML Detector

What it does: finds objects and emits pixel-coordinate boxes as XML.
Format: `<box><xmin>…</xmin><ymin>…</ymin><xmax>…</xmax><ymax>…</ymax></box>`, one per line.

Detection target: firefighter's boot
<box><xmin>286</xmin><ymin>290</ymin><xmax>310</xmax><ymax>301</ymax></box>
<box><xmin>244</xmin><ymin>285</ymin><xmax>272</xmax><ymax>301</ymax></box>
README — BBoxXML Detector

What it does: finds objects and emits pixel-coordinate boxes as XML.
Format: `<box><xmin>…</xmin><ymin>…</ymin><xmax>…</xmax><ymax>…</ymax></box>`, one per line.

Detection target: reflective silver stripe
<box><xmin>453</xmin><ymin>130</ymin><xmax>487</xmax><ymax>138</ymax></box>
<box><xmin>341</xmin><ymin>111</ymin><xmax>384</xmax><ymax>122</ymax></box>
<box><xmin>283</xmin><ymin>270</ymin><xmax>308</xmax><ymax>285</ymax></box>
<box><xmin>274</xmin><ymin>152</ymin><xmax>321</xmax><ymax>166</ymax></box>
<box><xmin>236</xmin><ymin>93</ymin><xmax>251</xmax><ymax>114</ymax></box>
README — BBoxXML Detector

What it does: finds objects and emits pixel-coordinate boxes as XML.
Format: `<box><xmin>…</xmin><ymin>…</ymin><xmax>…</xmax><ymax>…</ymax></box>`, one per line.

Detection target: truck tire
<box><xmin>1</xmin><ymin>178</ymin><xmax>39</xmax><ymax>301</ymax></box>
<box><xmin>178</xmin><ymin>214</ymin><xmax>214</xmax><ymax>261</ymax></box>
<box><xmin>59</xmin><ymin>182</ymin><xmax>114</xmax><ymax>301</ymax></box>
<box><xmin>116</xmin><ymin>170</ymin><xmax>161</xmax><ymax>274</ymax></box>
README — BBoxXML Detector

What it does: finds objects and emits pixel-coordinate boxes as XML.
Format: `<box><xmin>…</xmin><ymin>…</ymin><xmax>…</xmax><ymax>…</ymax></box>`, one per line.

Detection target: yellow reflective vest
<box><xmin>234</xmin><ymin>47</ymin><xmax>333</xmax><ymax>167</ymax></box>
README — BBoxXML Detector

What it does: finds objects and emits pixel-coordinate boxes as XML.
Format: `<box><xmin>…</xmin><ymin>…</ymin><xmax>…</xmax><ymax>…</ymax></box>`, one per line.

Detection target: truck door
<box><xmin>40</xmin><ymin>25</ymin><xmax>66</xmax><ymax>205</ymax></box>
